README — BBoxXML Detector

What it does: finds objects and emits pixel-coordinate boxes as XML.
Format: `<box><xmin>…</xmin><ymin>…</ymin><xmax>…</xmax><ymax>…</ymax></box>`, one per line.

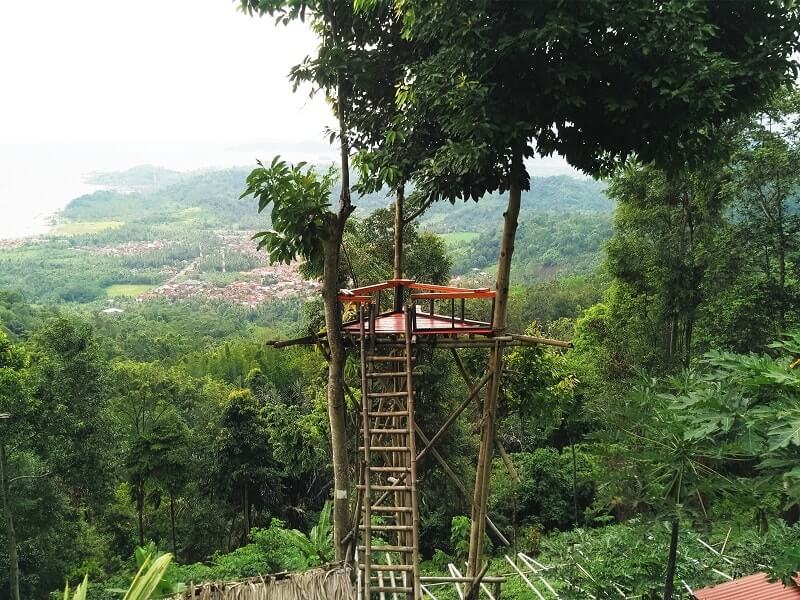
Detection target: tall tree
<box><xmin>1</xmin><ymin>318</ymin><xmax>110</xmax><ymax>600</ymax></box>
<box><xmin>725</xmin><ymin>89</ymin><xmax>800</xmax><ymax>332</ymax></box>
<box><xmin>387</xmin><ymin>0</ymin><xmax>800</xmax><ymax>581</ymax></box>
<box><xmin>111</xmin><ymin>361</ymin><xmax>197</xmax><ymax>547</ymax></box>
<box><xmin>0</xmin><ymin>333</ymin><xmax>29</xmax><ymax>600</ymax></box>
<box><xmin>238</xmin><ymin>0</ymin><xmax>386</xmax><ymax>558</ymax></box>
<box><xmin>604</xmin><ymin>161</ymin><xmax>728</xmax><ymax>372</ymax></box>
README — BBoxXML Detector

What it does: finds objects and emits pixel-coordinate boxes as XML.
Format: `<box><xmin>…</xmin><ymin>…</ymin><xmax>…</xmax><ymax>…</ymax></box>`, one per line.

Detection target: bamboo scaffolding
<box><xmin>342</xmin><ymin>381</ymin><xmax>510</xmax><ymax>548</ymax></box>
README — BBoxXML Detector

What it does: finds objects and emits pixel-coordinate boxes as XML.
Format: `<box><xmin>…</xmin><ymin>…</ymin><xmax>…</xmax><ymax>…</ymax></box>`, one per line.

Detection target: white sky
<box><xmin>0</xmin><ymin>0</ymin><xmax>331</xmax><ymax>145</ymax></box>
<box><xmin>0</xmin><ymin>0</ymin><xmax>577</xmax><ymax>238</ymax></box>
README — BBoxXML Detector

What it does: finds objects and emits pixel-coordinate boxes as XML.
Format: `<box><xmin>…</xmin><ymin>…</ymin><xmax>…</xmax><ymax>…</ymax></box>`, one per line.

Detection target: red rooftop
<box><xmin>694</xmin><ymin>573</ymin><xmax>800</xmax><ymax>600</ymax></box>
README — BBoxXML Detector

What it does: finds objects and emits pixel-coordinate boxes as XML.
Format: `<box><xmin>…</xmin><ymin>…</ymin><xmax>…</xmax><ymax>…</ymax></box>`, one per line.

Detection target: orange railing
<box><xmin>338</xmin><ymin>279</ymin><xmax>495</xmax><ymax>334</ymax></box>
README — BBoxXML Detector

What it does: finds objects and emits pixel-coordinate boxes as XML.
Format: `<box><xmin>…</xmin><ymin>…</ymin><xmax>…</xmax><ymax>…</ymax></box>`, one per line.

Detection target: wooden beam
<box><xmin>420</xmin><ymin>576</ymin><xmax>505</xmax><ymax>584</ymax></box>
<box><xmin>416</xmin><ymin>369</ymin><xmax>492</xmax><ymax>462</ymax></box>
<box><xmin>494</xmin><ymin>439</ymin><xmax>520</xmax><ymax>484</ymax></box>
<box><xmin>510</xmin><ymin>333</ymin><xmax>572</xmax><ymax>348</ymax></box>
<box><xmin>450</xmin><ymin>349</ymin><xmax>520</xmax><ymax>483</ymax></box>
<box><xmin>411</xmin><ymin>291</ymin><xmax>496</xmax><ymax>300</ymax></box>
<box><xmin>415</xmin><ymin>426</ymin><xmax>510</xmax><ymax>547</ymax></box>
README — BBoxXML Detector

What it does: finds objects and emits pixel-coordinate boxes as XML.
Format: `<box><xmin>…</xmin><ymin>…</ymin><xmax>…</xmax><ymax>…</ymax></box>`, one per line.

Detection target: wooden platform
<box><xmin>343</xmin><ymin>310</ymin><xmax>493</xmax><ymax>336</ymax></box>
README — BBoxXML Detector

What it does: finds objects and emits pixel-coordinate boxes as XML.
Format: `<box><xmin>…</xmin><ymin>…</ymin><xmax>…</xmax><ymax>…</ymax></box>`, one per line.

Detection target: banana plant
<box><xmin>125</xmin><ymin>553</ymin><xmax>174</xmax><ymax>600</ymax></box>
<box><xmin>289</xmin><ymin>500</ymin><xmax>333</xmax><ymax>565</ymax></box>
<box><xmin>63</xmin><ymin>575</ymin><xmax>89</xmax><ymax>600</ymax></box>
<box><xmin>63</xmin><ymin>552</ymin><xmax>173</xmax><ymax>600</ymax></box>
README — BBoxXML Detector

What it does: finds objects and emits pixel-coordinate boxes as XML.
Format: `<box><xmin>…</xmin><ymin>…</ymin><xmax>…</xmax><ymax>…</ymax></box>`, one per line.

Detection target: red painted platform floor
<box><xmin>342</xmin><ymin>312</ymin><xmax>493</xmax><ymax>335</ymax></box>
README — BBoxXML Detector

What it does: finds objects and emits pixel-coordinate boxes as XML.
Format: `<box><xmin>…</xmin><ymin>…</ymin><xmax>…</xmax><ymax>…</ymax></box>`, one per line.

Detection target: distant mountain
<box><xmin>84</xmin><ymin>164</ymin><xmax>187</xmax><ymax>192</ymax></box>
<box><xmin>63</xmin><ymin>166</ymin><xmax>613</xmax><ymax>280</ymax></box>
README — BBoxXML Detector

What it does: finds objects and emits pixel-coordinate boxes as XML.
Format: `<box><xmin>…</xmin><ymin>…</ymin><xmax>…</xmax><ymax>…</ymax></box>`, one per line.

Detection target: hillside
<box><xmin>0</xmin><ymin>167</ymin><xmax>611</xmax><ymax>305</ymax></box>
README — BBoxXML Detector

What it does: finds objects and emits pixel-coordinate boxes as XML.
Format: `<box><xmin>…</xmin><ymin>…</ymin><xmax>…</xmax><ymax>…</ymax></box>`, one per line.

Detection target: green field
<box><xmin>54</xmin><ymin>220</ymin><xmax>124</xmax><ymax>234</ymax></box>
<box><xmin>439</xmin><ymin>231</ymin><xmax>480</xmax><ymax>244</ymax></box>
<box><xmin>105</xmin><ymin>284</ymin><xmax>152</xmax><ymax>297</ymax></box>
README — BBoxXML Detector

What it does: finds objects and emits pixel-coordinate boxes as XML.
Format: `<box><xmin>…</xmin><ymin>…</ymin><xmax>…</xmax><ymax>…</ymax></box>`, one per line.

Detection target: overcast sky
<box><xmin>0</xmin><ymin>0</ymin><xmax>332</xmax><ymax>147</ymax></box>
<box><xmin>0</xmin><ymin>0</ymin><xmax>576</xmax><ymax>237</ymax></box>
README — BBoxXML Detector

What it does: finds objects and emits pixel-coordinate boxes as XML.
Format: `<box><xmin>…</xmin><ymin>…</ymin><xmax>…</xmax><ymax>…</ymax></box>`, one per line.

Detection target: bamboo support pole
<box><xmin>267</xmin><ymin>330</ymin><xmax>572</xmax><ymax>350</ymax></box>
<box><xmin>517</xmin><ymin>554</ymin><xmax>559</xmax><ymax>598</ymax></box>
<box><xmin>416</xmin><ymin>369</ymin><xmax>493</xmax><ymax>462</ymax></box>
<box><xmin>447</xmin><ymin>564</ymin><xmax>465</xmax><ymax>600</ymax></box>
<box><xmin>509</xmin><ymin>333</ymin><xmax>572</xmax><ymax>348</ymax></box>
<box><xmin>468</xmin><ymin>339</ymin><xmax>504</xmax><ymax>577</ymax></box>
<box><xmin>464</xmin><ymin>562</ymin><xmax>494</xmax><ymax>600</ymax></box>
<box><xmin>504</xmin><ymin>555</ymin><xmax>545</xmax><ymax>600</ymax></box>
<box><xmin>405</xmin><ymin>308</ymin><xmax>423</xmax><ymax>600</ymax></box>
<box><xmin>358</xmin><ymin>307</ymin><xmax>372</xmax><ymax>599</ymax></box>
<box><xmin>421</xmin><ymin>585</ymin><xmax>437</xmax><ymax>599</ymax></box>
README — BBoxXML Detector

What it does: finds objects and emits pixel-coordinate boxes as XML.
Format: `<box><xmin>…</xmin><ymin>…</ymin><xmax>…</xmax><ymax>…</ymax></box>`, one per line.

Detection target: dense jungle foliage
<box><xmin>4</xmin><ymin>0</ymin><xmax>800</xmax><ymax>597</ymax></box>
<box><xmin>3</xmin><ymin>89</ymin><xmax>800</xmax><ymax>598</ymax></box>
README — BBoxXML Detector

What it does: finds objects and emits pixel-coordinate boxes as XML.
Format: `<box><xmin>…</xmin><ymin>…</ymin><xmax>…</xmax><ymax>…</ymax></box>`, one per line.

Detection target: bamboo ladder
<box><xmin>357</xmin><ymin>304</ymin><xmax>422</xmax><ymax>600</ymax></box>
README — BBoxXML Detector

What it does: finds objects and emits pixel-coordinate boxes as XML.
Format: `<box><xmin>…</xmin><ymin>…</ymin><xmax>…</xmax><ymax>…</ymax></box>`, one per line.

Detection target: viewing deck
<box><xmin>338</xmin><ymin>279</ymin><xmax>495</xmax><ymax>337</ymax></box>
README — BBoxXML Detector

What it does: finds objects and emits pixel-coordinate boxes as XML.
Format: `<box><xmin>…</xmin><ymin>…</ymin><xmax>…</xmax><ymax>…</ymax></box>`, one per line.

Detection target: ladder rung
<box><xmin>361</xmin><ymin>524</ymin><xmax>414</xmax><ymax>531</ymax></box>
<box><xmin>368</xmin><ymin>466</ymin><xmax>411</xmax><ymax>472</ymax></box>
<box><xmin>368</xmin><ymin>391</ymin><xmax>410</xmax><ymax>398</ymax></box>
<box><xmin>367</xmin><ymin>371</ymin><xmax>411</xmax><ymax>378</ymax></box>
<box><xmin>361</xmin><ymin>545</ymin><xmax>415</xmax><ymax>552</ymax></box>
<box><xmin>368</xmin><ymin>428</ymin><xmax>409</xmax><ymax>435</ymax></box>
<box><xmin>368</xmin><ymin>411</ymin><xmax>409</xmax><ymax>417</ymax></box>
<box><xmin>368</xmin><ymin>356</ymin><xmax>414</xmax><ymax>362</ymax></box>
<box><xmin>359</xmin><ymin>564</ymin><xmax>413</xmax><ymax>571</ymax></box>
<box><xmin>370</xmin><ymin>505</ymin><xmax>413</xmax><ymax>513</ymax></box>
<box><xmin>361</xmin><ymin>446</ymin><xmax>410</xmax><ymax>452</ymax></box>
<box><xmin>370</xmin><ymin>586</ymin><xmax>413</xmax><ymax>593</ymax></box>
<box><xmin>358</xmin><ymin>484</ymin><xmax>412</xmax><ymax>492</ymax></box>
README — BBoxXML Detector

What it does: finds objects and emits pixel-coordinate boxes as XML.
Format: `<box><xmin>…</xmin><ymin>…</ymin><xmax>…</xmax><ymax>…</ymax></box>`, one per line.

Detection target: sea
<box><xmin>0</xmin><ymin>139</ymin><xmax>337</xmax><ymax>240</ymax></box>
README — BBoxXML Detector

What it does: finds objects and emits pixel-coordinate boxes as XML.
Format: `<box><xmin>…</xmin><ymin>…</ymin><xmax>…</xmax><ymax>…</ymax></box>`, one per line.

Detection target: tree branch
<box><xmin>402</xmin><ymin>197</ymin><xmax>434</xmax><ymax>226</ymax></box>
<box><xmin>9</xmin><ymin>471</ymin><xmax>50</xmax><ymax>486</ymax></box>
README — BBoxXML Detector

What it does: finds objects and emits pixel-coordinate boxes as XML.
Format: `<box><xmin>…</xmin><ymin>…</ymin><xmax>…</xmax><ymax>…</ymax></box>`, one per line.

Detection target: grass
<box><xmin>105</xmin><ymin>284</ymin><xmax>153</xmax><ymax>297</ymax></box>
<box><xmin>440</xmin><ymin>231</ymin><xmax>480</xmax><ymax>245</ymax></box>
<box><xmin>54</xmin><ymin>220</ymin><xmax>124</xmax><ymax>235</ymax></box>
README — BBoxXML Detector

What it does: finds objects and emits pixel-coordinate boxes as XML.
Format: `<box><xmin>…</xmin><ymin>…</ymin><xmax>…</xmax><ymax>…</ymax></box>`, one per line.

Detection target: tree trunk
<box><xmin>393</xmin><ymin>185</ymin><xmax>404</xmax><ymax>280</ymax></box>
<box><xmin>243</xmin><ymin>481</ymin><xmax>251</xmax><ymax>539</ymax></box>
<box><xmin>322</xmin><ymin>234</ymin><xmax>351</xmax><ymax>562</ymax></box>
<box><xmin>137</xmin><ymin>482</ymin><xmax>145</xmax><ymax>547</ymax></box>
<box><xmin>321</xmin><ymin>68</ymin><xmax>354</xmax><ymax>563</ymax></box>
<box><xmin>1</xmin><ymin>445</ymin><xmax>20</xmax><ymax>600</ymax></box>
<box><xmin>467</xmin><ymin>147</ymin><xmax>523</xmax><ymax>580</ymax></box>
<box><xmin>571</xmin><ymin>437</ymin><xmax>579</xmax><ymax>528</ymax></box>
<box><xmin>777</xmin><ymin>200</ymin><xmax>786</xmax><ymax>329</ymax></box>
<box><xmin>664</xmin><ymin>519</ymin><xmax>679</xmax><ymax>600</ymax></box>
<box><xmin>170</xmin><ymin>493</ymin><xmax>177</xmax><ymax>559</ymax></box>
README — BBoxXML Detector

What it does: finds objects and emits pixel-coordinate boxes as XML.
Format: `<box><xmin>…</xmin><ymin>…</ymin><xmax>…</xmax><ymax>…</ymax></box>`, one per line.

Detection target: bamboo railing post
<box><xmin>358</xmin><ymin>303</ymin><xmax>372</xmax><ymax>599</ymax></box>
